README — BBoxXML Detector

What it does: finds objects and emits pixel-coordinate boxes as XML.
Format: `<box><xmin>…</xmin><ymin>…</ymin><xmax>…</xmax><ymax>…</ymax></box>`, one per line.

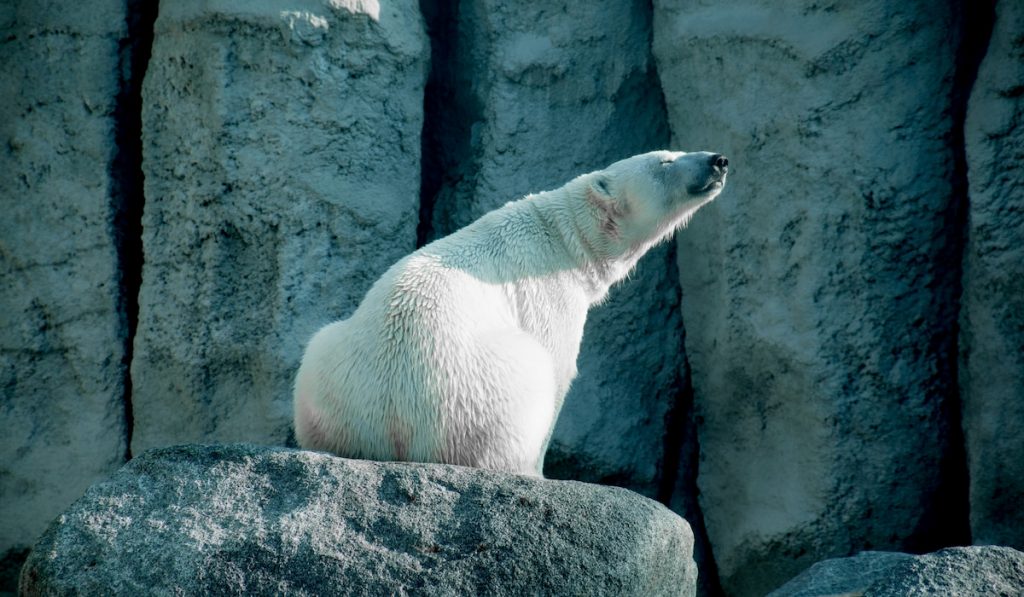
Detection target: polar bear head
<box><xmin>581</xmin><ymin>150</ymin><xmax>728</xmax><ymax>257</ymax></box>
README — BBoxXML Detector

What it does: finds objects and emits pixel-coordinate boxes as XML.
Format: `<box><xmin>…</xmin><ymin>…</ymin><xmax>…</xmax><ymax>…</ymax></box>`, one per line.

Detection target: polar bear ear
<box><xmin>586</xmin><ymin>176</ymin><xmax>625</xmax><ymax>239</ymax></box>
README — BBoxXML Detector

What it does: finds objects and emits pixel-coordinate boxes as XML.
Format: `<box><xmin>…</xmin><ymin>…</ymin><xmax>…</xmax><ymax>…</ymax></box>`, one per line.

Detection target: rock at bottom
<box><xmin>19</xmin><ymin>444</ymin><xmax>696</xmax><ymax>596</ymax></box>
<box><xmin>768</xmin><ymin>546</ymin><xmax>1024</xmax><ymax>597</ymax></box>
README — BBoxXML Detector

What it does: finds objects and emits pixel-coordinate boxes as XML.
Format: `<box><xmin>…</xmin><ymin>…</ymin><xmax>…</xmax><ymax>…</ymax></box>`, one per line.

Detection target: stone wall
<box><xmin>2</xmin><ymin>0</ymin><xmax>1021</xmax><ymax>594</ymax></box>
<box><xmin>0</xmin><ymin>0</ymin><xmax>136</xmax><ymax>585</ymax></box>
<box><xmin>130</xmin><ymin>0</ymin><xmax>429</xmax><ymax>454</ymax></box>
<box><xmin>653</xmin><ymin>1</ymin><xmax>977</xmax><ymax>593</ymax></box>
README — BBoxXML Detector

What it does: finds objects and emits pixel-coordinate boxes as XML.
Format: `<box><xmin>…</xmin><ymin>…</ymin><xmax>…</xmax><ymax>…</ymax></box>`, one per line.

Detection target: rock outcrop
<box><xmin>767</xmin><ymin>546</ymin><xmax>1024</xmax><ymax>596</ymax></box>
<box><xmin>0</xmin><ymin>0</ymin><xmax>135</xmax><ymax>584</ymax></box>
<box><xmin>961</xmin><ymin>0</ymin><xmax>1024</xmax><ymax>550</ymax></box>
<box><xmin>19</xmin><ymin>444</ymin><xmax>698</xmax><ymax>597</ymax></box>
<box><xmin>421</xmin><ymin>0</ymin><xmax>684</xmax><ymax>501</ymax></box>
<box><xmin>130</xmin><ymin>1</ymin><xmax>430</xmax><ymax>453</ymax></box>
<box><xmin>653</xmin><ymin>1</ymin><xmax>970</xmax><ymax>594</ymax></box>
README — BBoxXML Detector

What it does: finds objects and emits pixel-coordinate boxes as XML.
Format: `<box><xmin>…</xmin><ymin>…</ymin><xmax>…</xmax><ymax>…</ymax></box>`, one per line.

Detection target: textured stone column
<box><xmin>654</xmin><ymin>2</ymin><xmax>969</xmax><ymax>594</ymax></box>
<box><xmin>961</xmin><ymin>0</ymin><xmax>1024</xmax><ymax>550</ymax></box>
<box><xmin>0</xmin><ymin>0</ymin><xmax>131</xmax><ymax>581</ymax></box>
<box><xmin>132</xmin><ymin>0</ymin><xmax>430</xmax><ymax>452</ymax></box>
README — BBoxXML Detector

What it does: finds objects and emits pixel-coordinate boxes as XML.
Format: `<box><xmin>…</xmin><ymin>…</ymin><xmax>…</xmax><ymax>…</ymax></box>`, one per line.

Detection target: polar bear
<box><xmin>294</xmin><ymin>150</ymin><xmax>729</xmax><ymax>476</ymax></box>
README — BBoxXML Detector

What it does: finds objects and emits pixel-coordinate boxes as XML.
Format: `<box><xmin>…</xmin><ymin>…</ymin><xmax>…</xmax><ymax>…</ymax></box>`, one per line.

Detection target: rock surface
<box><xmin>654</xmin><ymin>1</ymin><xmax>970</xmax><ymax>594</ymax></box>
<box><xmin>0</xmin><ymin>0</ymin><xmax>131</xmax><ymax>584</ymax></box>
<box><xmin>961</xmin><ymin>0</ymin><xmax>1024</xmax><ymax>550</ymax></box>
<box><xmin>767</xmin><ymin>546</ymin><xmax>1024</xmax><ymax>597</ymax></box>
<box><xmin>131</xmin><ymin>1</ymin><xmax>429</xmax><ymax>453</ymax></box>
<box><xmin>766</xmin><ymin>551</ymin><xmax>914</xmax><ymax>597</ymax></box>
<box><xmin>19</xmin><ymin>444</ymin><xmax>698</xmax><ymax>597</ymax></box>
<box><xmin>421</xmin><ymin>0</ymin><xmax>684</xmax><ymax>501</ymax></box>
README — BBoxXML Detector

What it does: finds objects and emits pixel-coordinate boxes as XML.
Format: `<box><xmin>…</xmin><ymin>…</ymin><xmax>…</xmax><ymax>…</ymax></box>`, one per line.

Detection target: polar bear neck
<box><xmin>422</xmin><ymin>186</ymin><xmax>653</xmax><ymax>305</ymax></box>
<box><xmin>526</xmin><ymin>190</ymin><xmax>644</xmax><ymax>303</ymax></box>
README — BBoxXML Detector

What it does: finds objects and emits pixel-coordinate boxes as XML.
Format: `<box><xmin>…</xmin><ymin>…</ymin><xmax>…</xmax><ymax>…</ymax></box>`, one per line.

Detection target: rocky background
<box><xmin>1</xmin><ymin>1</ymin><xmax>1021</xmax><ymax>595</ymax></box>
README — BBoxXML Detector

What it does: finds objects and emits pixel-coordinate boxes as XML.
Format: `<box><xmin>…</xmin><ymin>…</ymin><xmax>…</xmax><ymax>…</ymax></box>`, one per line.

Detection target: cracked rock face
<box><xmin>654</xmin><ymin>1</ymin><xmax>970</xmax><ymax>594</ymax></box>
<box><xmin>0</xmin><ymin>0</ymin><xmax>130</xmax><ymax>578</ymax></box>
<box><xmin>19</xmin><ymin>444</ymin><xmax>698</xmax><ymax>597</ymax></box>
<box><xmin>130</xmin><ymin>0</ymin><xmax>429</xmax><ymax>454</ymax></box>
<box><xmin>961</xmin><ymin>0</ymin><xmax>1024</xmax><ymax>551</ymax></box>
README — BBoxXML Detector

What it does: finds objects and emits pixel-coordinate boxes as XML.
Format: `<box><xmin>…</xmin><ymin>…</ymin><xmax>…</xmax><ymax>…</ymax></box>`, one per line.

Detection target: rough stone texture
<box><xmin>131</xmin><ymin>1</ymin><xmax>429</xmax><ymax>453</ymax></box>
<box><xmin>961</xmin><ymin>0</ymin><xmax>1024</xmax><ymax>550</ymax></box>
<box><xmin>868</xmin><ymin>546</ymin><xmax>1024</xmax><ymax>596</ymax></box>
<box><xmin>654</xmin><ymin>2</ymin><xmax>969</xmax><ymax>595</ymax></box>
<box><xmin>421</xmin><ymin>0</ymin><xmax>682</xmax><ymax>501</ymax></box>
<box><xmin>766</xmin><ymin>551</ymin><xmax>914</xmax><ymax>597</ymax></box>
<box><xmin>0</xmin><ymin>1</ymin><xmax>130</xmax><ymax>587</ymax></box>
<box><xmin>768</xmin><ymin>546</ymin><xmax>1024</xmax><ymax>597</ymax></box>
<box><xmin>20</xmin><ymin>444</ymin><xmax>698</xmax><ymax>597</ymax></box>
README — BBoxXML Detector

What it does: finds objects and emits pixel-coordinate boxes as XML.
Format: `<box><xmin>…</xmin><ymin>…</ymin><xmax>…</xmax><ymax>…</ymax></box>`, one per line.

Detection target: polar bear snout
<box><xmin>707</xmin><ymin>154</ymin><xmax>729</xmax><ymax>188</ymax></box>
<box><xmin>672</xmin><ymin>151</ymin><xmax>729</xmax><ymax>195</ymax></box>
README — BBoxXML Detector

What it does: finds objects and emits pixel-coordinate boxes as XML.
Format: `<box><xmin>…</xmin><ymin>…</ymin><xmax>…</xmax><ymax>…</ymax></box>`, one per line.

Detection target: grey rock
<box><xmin>961</xmin><ymin>0</ymin><xmax>1024</xmax><ymax>550</ymax></box>
<box><xmin>19</xmin><ymin>444</ymin><xmax>698</xmax><ymax>597</ymax></box>
<box><xmin>131</xmin><ymin>1</ymin><xmax>430</xmax><ymax>453</ymax></box>
<box><xmin>867</xmin><ymin>546</ymin><xmax>1024</xmax><ymax>597</ymax></box>
<box><xmin>0</xmin><ymin>0</ymin><xmax>129</xmax><ymax>573</ymax></box>
<box><xmin>768</xmin><ymin>546</ymin><xmax>1024</xmax><ymax>597</ymax></box>
<box><xmin>766</xmin><ymin>551</ymin><xmax>914</xmax><ymax>597</ymax></box>
<box><xmin>654</xmin><ymin>2</ymin><xmax>969</xmax><ymax>594</ymax></box>
<box><xmin>422</xmin><ymin>0</ymin><xmax>681</xmax><ymax>500</ymax></box>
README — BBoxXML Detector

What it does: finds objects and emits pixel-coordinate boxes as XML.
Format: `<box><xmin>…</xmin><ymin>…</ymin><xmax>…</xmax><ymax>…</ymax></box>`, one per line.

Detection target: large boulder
<box><xmin>653</xmin><ymin>1</ymin><xmax>970</xmax><ymax>594</ymax></box>
<box><xmin>961</xmin><ymin>0</ymin><xmax>1024</xmax><ymax>550</ymax></box>
<box><xmin>19</xmin><ymin>444</ymin><xmax>698</xmax><ymax>596</ymax></box>
<box><xmin>767</xmin><ymin>546</ymin><xmax>1024</xmax><ymax>596</ymax></box>
<box><xmin>0</xmin><ymin>0</ymin><xmax>134</xmax><ymax>584</ymax></box>
<box><xmin>131</xmin><ymin>1</ymin><xmax>430</xmax><ymax>453</ymax></box>
<box><xmin>421</xmin><ymin>0</ymin><xmax>683</xmax><ymax>501</ymax></box>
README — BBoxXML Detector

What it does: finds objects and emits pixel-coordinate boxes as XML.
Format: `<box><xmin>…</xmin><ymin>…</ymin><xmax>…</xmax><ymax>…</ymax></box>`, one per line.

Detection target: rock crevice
<box><xmin>931</xmin><ymin>0</ymin><xmax>998</xmax><ymax>547</ymax></box>
<box><xmin>110</xmin><ymin>0</ymin><xmax>160</xmax><ymax>462</ymax></box>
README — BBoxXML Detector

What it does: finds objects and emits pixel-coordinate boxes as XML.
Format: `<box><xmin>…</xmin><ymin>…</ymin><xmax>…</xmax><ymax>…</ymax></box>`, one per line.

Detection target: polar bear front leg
<box><xmin>465</xmin><ymin>329</ymin><xmax>557</xmax><ymax>477</ymax></box>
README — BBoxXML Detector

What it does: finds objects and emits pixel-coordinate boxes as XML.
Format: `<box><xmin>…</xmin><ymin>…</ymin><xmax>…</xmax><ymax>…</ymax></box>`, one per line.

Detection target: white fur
<box><xmin>293</xmin><ymin>150</ymin><xmax>727</xmax><ymax>476</ymax></box>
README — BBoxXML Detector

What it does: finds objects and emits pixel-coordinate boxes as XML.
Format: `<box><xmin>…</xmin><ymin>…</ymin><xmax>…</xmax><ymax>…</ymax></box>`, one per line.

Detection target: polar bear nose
<box><xmin>711</xmin><ymin>154</ymin><xmax>729</xmax><ymax>170</ymax></box>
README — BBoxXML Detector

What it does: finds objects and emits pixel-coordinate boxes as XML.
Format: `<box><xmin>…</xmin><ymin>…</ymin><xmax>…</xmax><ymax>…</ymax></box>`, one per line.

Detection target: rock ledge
<box><xmin>20</xmin><ymin>444</ymin><xmax>696</xmax><ymax>596</ymax></box>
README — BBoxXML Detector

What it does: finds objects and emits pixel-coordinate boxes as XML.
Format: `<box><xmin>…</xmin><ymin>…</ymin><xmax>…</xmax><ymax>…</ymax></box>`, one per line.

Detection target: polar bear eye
<box><xmin>660</xmin><ymin>158</ymin><xmax>674</xmax><ymax>165</ymax></box>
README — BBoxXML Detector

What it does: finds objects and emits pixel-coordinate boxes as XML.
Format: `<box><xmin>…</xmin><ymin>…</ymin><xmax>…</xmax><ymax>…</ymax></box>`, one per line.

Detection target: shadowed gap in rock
<box><xmin>912</xmin><ymin>0</ymin><xmax>997</xmax><ymax>551</ymax></box>
<box><xmin>110</xmin><ymin>0</ymin><xmax>159</xmax><ymax>462</ymax></box>
<box><xmin>659</xmin><ymin>332</ymin><xmax>725</xmax><ymax>597</ymax></box>
<box><xmin>418</xmin><ymin>0</ymin><xmax>460</xmax><ymax>246</ymax></box>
